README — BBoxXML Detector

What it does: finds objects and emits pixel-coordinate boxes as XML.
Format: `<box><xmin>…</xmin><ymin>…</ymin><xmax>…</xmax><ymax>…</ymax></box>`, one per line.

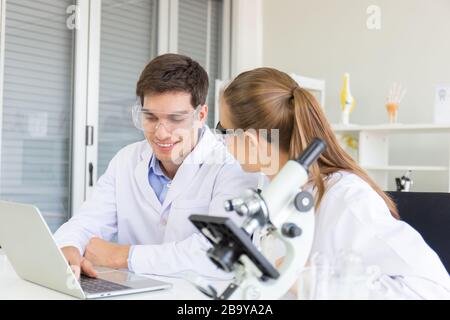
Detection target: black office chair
<box><xmin>387</xmin><ymin>192</ymin><xmax>450</xmax><ymax>273</ymax></box>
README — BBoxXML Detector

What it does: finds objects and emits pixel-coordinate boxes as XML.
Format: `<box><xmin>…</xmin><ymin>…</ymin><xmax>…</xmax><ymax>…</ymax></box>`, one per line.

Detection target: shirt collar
<box><xmin>148</xmin><ymin>153</ymin><xmax>168</xmax><ymax>178</ymax></box>
<box><xmin>142</xmin><ymin>124</ymin><xmax>228</xmax><ymax>168</ymax></box>
<box><xmin>147</xmin><ymin>127</ymin><xmax>208</xmax><ymax>179</ymax></box>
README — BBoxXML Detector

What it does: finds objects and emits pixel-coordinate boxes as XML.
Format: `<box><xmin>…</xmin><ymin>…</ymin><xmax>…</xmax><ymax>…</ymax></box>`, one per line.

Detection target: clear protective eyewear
<box><xmin>132</xmin><ymin>102</ymin><xmax>202</xmax><ymax>133</ymax></box>
<box><xmin>215</xmin><ymin>121</ymin><xmax>253</xmax><ymax>145</ymax></box>
<box><xmin>214</xmin><ymin>121</ymin><xmax>239</xmax><ymax>145</ymax></box>
<box><xmin>215</xmin><ymin>121</ymin><xmax>229</xmax><ymax>135</ymax></box>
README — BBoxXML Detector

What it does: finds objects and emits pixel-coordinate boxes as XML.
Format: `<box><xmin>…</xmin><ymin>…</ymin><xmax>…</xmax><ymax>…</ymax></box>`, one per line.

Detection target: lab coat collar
<box><xmin>134</xmin><ymin>147</ymin><xmax>162</xmax><ymax>212</ymax></box>
<box><xmin>135</xmin><ymin>126</ymin><xmax>229</xmax><ymax>212</ymax></box>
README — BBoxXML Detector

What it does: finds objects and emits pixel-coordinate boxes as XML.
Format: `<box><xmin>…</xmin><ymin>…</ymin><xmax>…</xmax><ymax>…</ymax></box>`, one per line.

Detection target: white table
<box><xmin>0</xmin><ymin>251</ymin><xmax>228</xmax><ymax>300</ymax></box>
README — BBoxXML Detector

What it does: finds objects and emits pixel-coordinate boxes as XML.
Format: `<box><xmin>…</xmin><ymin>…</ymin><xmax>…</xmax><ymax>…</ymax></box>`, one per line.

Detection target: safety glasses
<box><xmin>214</xmin><ymin>121</ymin><xmax>245</xmax><ymax>145</ymax></box>
<box><xmin>132</xmin><ymin>103</ymin><xmax>202</xmax><ymax>133</ymax></box>
<box><xmin>215</xmin><ymin>121</ymin><xmax>229</xmax><ymax>135</ymax></box>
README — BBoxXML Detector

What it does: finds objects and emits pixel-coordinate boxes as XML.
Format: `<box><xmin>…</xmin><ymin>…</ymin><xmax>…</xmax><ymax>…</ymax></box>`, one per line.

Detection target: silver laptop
<box><xmin>0</xmin><ymin>200</ymin><xmax>172</xmax><ymax>299</ymax></box>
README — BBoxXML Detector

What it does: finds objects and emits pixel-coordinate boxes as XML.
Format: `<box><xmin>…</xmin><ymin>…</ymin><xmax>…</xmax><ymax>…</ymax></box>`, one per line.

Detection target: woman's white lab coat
<box><xmin>53</xmin><ymin>128</ymin><xmax>259</xmax><ymax>278</ymax></box>
<box><xmin>305</xmin><ymin>171</ymin><xmax>450</xmax><ymax>299</ymax></box>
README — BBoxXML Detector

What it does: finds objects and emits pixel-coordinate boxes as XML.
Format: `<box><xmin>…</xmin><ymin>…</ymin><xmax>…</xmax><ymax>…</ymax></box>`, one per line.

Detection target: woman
<box><xmin>218</xmin><ymin>67</ymin><xmax>450</xmax><ymax>299</ymax></box>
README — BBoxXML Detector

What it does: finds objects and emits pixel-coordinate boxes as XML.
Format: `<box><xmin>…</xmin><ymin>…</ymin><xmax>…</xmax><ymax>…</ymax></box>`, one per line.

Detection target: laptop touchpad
<box><xmin>97</xmin><ymin>270</ymin><xmax>168</xmax><ymax>289</ymax></box>
<box><xmin>98</xmin><ymin>270</ymin><xmax>140</xmax><ymax>283</ymax></box>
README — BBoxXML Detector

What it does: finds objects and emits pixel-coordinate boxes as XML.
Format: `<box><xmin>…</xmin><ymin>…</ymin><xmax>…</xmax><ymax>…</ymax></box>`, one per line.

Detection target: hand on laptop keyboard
<box><xmin>61</xmin><ymin>246</ymin><xmax>98</xmax><ymax>279</ymax></box>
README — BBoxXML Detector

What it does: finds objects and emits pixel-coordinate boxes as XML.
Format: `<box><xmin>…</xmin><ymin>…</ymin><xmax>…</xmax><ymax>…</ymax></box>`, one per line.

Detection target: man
<box><xmin>54</xmin><ymin>53</ymin><xmax>259</xmax><ymax>279</ymax></box>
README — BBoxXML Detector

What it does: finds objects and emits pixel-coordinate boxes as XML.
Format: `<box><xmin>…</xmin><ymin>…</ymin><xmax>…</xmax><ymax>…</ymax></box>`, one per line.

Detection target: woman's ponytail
<box><xmin>290</xmin><ymin>87</ymin><xmax>326</xmax><ymax>207</ymax></box>
<box><xmin>223</xmin><ymin>67</ymin><xmax>399</xmax><ymax>219</ymax></box>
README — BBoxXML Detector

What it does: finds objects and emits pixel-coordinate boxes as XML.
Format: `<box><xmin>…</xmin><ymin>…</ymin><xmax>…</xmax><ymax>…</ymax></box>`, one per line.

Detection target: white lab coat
<box><xmin>54</xmin><ymin>127</ymin><xmax>260</xmax><ymax>278</ymax></box>
<box><xmin>293</xmin><ymin>171</ymin><xmax>450</xmax><ymax>299</ymax></box>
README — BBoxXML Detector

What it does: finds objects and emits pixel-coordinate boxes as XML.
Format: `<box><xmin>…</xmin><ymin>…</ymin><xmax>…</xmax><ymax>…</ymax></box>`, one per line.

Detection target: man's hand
<box><xmin>61</xmin><ymin>246</ymin><xmax>98</xmax><ymax>280</ymax></box>
<box><xmin>84</xmin><ymin>238</ymin><xmax>130</xmax><ymax>270</ymax></box>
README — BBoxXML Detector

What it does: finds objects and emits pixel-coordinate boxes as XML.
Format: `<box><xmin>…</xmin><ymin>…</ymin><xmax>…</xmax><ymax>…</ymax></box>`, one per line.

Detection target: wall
<box><xmin>262</xmin><ymin>0</ymin><xmax>450</xmax><ymax>191</ymax></box>
<box><xmin>231</xmin><ymin>0</ymin><xmax>263</xmax><ymax>76</ymax></box>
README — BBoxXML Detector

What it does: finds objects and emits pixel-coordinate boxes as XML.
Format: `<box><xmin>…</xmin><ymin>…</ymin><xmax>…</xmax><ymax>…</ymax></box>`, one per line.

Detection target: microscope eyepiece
<box><xmin>296</xmin><ymin>138</ymin><xmax>327</xmax><ymax>171</ymax></box>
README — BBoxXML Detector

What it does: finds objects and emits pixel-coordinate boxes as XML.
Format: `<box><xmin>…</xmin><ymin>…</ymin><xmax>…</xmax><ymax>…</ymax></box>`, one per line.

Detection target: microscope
<box><xmin>189</xmin><ymin>138</ymin><xmax>326</xmax><ymax>300</ymax></box>
<box><xmin>395</xmin><ymin>170</ymin><xmax>413</xmax><ymax>192</ymax></box>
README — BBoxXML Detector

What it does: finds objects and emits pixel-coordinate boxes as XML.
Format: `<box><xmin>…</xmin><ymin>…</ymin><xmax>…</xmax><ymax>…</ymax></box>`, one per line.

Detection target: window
<box><xmin>97</xmin><ymin>0</ymin><xmax>158</xmax><ymax>176</ymax></box>
<box><xmin>178</xmin><ymin>0</ymin><xmax>223</xmax><ymax>128</ymax></box>
<box><xmin>0</xmin><ymin>0</ymin><xmax>75</xmax><ymax>231</ymax></box>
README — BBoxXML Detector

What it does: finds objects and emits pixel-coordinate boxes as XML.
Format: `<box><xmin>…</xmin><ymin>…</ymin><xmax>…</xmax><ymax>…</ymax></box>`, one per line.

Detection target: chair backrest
<box><xmin>387</xmin><ymin>191</ymin><xmax>450</xmax><ymax>273</ymax></box>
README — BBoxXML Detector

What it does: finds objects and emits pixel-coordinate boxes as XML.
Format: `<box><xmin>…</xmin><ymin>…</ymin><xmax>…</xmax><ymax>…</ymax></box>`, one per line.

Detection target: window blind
<box><xmin>97</xmin><ymin>0</ymin><xmax>157</xmax><ymax>176</ymax></box>
<box><xmin>0</xmin><ymin>0</ymin><xmax>75</xmax><ymax>232</ymax></box>
<box><xmin>178</xmin><ymin>0</ymin><xmax>223</xmax><ymax>128</ymax></box>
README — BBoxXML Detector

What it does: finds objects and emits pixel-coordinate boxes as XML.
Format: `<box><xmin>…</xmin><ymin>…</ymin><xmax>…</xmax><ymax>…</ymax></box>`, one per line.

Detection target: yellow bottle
<box><xmin>340</xmin><ymin>73</ymin><xmax>356</xmax><ymax>125</ymax></box>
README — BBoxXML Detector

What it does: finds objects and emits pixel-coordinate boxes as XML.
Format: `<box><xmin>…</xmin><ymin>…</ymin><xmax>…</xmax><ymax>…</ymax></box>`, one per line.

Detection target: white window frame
<box><xmin>221</xmin><ymin>0</ymin><xmax>231</xmax><ymax>80</ymax></box>
<box><xmin>71</xmin><ymin>0</ymin><xmax>102</xmax><ymax>214</ymax></box>
<box><xmin>71</xmin><ymin>0</ymin><xmax>90</xmax><ymax>214</ymax></box>
<box><xmin>84</xmin><ymin>0</ymin><xmax>101</xmax><ymax>201</ymax></box>
<box><xmin>0</xmin><ymin>0</ymin><xmax>5</xmax><ymax>192</ymax></box>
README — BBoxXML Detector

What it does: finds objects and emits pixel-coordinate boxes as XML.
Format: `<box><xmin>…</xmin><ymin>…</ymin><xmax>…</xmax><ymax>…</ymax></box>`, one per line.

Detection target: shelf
<box><xmin>362</xmin><ymin>165</ymin><xmax>448</xmax><ymax>172</ymax></box>
<box><xmin>332</xmin><ymin>123</ymin><xmax>450</xmax><ymax>134</ymax></box>
<box><xmin>332</xmin><ymin>123</ymin><xmax>450</xmax><ymax>192</ymax></box>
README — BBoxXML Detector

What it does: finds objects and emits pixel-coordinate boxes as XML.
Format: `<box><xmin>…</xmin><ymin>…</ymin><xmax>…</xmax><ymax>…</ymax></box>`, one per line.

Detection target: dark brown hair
<box><xmin>223</xmin><ymin>67</ymin><xmax>399</xmax><ymax>219</ymax></box>
<box><xmin>136</xmin><ymin>53</ymin><xmax>209</xmax><ymax>108</ymax></box>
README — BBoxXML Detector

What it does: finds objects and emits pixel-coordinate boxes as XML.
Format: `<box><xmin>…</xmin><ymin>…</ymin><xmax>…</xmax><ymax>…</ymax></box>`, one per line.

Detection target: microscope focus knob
<box><xmin>281</xmin><ymin>223</ymin><xmax>302</xmax><ymax>238</ymax></box>
<box><xmin>223</xmin><ymin>199</ymin><xmax>247</xmax><ymax>216</ymax></box>
<box><xmin>294</xmin><ymin>191</ymin><xmax>314</xmax><ymax>212</ymax></box>
<box><xmin>224</xmin><ymin>200</ymin><xmax>233</xmax><ymax>212</ymax></box>
<box><xmin>238</xmin><ymin>204</ymin><xmax>249</xmax><ymax>216</ymax></box>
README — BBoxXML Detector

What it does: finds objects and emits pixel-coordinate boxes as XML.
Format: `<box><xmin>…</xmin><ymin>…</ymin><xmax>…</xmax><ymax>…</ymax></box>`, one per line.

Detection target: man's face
<box><xmin>142</xmin><ymin>92</ymin><xmax>208</xmax><ymax>165</ymax></box>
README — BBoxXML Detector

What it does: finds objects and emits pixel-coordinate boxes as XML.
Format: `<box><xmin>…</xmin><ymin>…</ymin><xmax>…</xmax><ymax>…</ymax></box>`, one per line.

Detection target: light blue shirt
<box><xmin>147</xmin><ymin>153</ymin><xmax>172</xmax><ymax>204</ymax></box>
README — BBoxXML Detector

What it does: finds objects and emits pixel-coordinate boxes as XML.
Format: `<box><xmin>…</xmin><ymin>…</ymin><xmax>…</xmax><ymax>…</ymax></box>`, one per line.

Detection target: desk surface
<box><xmin>0</xmin><ymin>251</ymin><xmax>226</xmax><ymax>300</ymax></box>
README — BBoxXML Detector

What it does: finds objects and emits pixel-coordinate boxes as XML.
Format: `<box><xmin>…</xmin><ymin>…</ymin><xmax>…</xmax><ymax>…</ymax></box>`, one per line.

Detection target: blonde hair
<box><xmin>223</xmin><ymin>67</ymin><xmax>399</xmax><ymax>219</ymax></box>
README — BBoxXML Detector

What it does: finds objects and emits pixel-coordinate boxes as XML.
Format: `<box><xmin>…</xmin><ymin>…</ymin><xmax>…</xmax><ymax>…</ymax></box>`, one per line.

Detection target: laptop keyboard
<box><xmin>80</xmin><ymin>275</ymin><xmax>132</xmax><ymax>294</ymax></box>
